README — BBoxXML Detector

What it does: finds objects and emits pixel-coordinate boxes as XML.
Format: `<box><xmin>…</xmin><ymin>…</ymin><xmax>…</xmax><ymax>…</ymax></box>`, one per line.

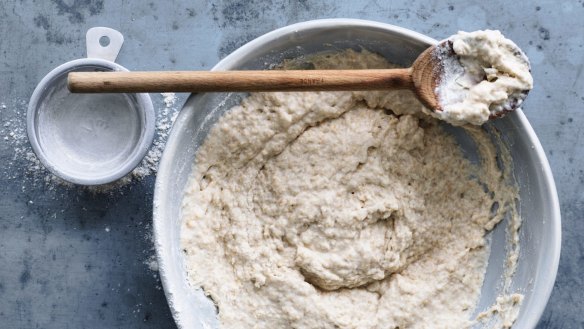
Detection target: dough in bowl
<box><xmin>181</xmin><ymin>49</ymin><xmax>520</xmax><ymax>329</ymax></box>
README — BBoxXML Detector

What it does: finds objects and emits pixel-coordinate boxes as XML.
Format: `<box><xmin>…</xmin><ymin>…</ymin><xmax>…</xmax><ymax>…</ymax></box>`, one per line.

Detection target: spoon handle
<box><xmin>67</xmin><ymin>69</ymin><xmax>413</xmax><ymax>93</ymax></box>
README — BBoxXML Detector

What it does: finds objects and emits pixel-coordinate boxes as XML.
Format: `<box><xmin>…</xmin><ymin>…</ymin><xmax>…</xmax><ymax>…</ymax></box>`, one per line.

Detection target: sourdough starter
<box><xmin>181</xmin><ymin>50</ymin><xmax>520</xmax><ymax>329</ymax></box>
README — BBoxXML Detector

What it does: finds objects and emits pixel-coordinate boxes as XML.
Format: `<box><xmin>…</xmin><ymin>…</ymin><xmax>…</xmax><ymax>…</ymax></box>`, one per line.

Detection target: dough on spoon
<box><xmin>434</xmin><ymin>30</ymin><xmax>533</xmax><ymax>126</ymax></box>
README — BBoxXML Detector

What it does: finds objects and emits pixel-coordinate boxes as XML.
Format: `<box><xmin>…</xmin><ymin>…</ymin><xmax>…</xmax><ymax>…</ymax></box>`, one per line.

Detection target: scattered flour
<box><xmin>0</xmin><ymin>93</ymin><xmax>181</xmax><ymax>193</ymax></box>
<box><xmin>144</xmin><ymin>254</ymin><xmax>159</xmax><ymax>272</ymax></box>
<box><xmin>161</xmin><ymin>92</ymin><xmax>177</xmax><ymax>107</ymax></box>
<box><xmin>142</xmin><ymin>223</ymin><xmax>161</xmax><ymax>279</ymax></box>
<box><xmin>0</xmin><ymin>100</ymin><xmax>181</xmax><ymax>289</ymax></box>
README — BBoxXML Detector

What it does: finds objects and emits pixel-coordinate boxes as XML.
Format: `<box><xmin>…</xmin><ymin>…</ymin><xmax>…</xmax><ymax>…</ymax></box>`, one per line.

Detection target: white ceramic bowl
<box><xmin>154</xmin><ymin>19</ymin><xmax>561</xmax><ymax>329</ymax></box>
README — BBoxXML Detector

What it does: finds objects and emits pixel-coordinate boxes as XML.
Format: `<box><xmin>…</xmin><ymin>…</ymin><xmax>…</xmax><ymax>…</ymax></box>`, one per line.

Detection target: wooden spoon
<box><xmin>67</xmin><ymin>44</ymin><xmax>441</xmax><ymax>111</ymax></box>
<box><xmin>68</xmin><ymin>41</ymin><xmax>523</xmax><ymax>114</ymax></box>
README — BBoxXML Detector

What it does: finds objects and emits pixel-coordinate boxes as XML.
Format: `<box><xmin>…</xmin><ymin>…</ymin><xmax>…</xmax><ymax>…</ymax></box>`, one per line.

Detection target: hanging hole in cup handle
<box><xmin>99</xmin><ymin>35</ymin><xmax>110</xmax><ymax>47</ymax></box>
<box><xmin>86</xmin><ymin>27</ymin><xmax>124</xmax><ymax>63</ymax></box>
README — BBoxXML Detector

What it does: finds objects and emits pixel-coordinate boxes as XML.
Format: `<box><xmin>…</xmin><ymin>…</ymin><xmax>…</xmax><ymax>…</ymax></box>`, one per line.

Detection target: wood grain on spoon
<box><xmin>67</xmin><ymin>44</ymin><xmax>442</xmax><ymax>111</ymax></box>
<box><xmin>68</xmin><ymin>69</ymin><xmax>414</xmax><ymax>92</ymax></box>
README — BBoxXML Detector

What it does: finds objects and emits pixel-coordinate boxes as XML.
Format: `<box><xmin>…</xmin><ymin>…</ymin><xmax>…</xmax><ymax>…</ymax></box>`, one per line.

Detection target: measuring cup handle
<box><xmin>86</xmin><ymin>27</ymin><xmax>124</xmax><ymax>63</ymax></box>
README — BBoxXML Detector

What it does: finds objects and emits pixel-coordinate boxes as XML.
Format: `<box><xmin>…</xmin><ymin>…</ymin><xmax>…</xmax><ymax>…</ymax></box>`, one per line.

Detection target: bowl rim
<box><xmin>154</xmin><ymin>18</ymin><xmax>561</xmax><ymax>329</ymax></box>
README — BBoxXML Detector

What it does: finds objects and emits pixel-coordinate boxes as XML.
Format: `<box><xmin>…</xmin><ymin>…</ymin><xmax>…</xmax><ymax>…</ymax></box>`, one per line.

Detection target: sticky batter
<box><xmin>181</xmin><ymin>50</ymin><xmax>521</xmax><ymax>328</ymax></box>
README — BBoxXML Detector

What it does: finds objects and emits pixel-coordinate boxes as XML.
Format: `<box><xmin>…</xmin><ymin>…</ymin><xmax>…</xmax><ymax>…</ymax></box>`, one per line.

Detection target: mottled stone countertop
<box><xmin>0</xmin><ymin>1</ymin><xmax>581</xmax><ymax>328</ymax></box>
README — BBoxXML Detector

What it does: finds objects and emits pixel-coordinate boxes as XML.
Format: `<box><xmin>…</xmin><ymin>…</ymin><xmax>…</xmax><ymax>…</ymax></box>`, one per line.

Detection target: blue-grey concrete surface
<box><xmin>0</xmin><ymin>0</ymin><xmax>581</xmax><ymax>328</ymax></box>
